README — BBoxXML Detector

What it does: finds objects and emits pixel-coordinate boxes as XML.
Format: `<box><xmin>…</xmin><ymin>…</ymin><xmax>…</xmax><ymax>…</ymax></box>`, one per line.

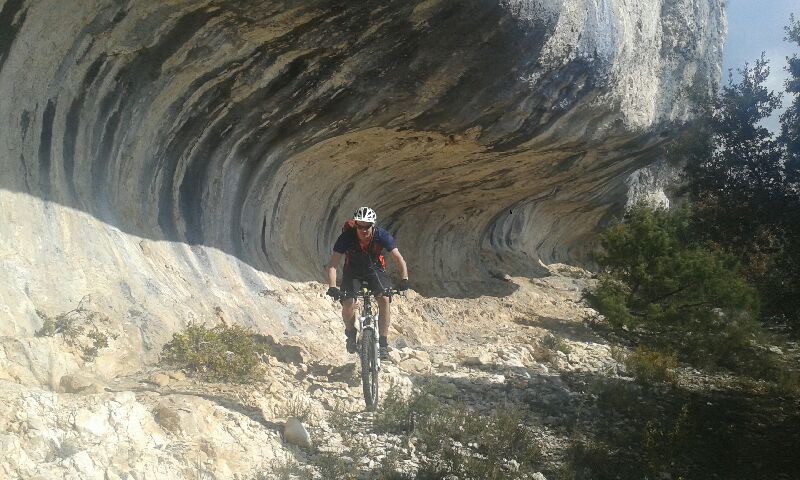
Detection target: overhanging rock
<box><xmin>0</xmin><ymin>0</ymin><xmax>725</xmax><ymax>304</ymax></box>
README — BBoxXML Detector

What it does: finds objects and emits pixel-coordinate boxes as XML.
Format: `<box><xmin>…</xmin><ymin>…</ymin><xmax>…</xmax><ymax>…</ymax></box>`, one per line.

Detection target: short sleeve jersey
<box><xmin>333</xmin><ymin>226</ymin><xmax>397</xmax><ymax>273</ymax></box>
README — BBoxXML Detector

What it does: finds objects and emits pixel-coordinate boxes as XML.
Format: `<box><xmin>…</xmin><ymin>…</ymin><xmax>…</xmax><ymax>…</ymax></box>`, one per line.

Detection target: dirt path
<box><xmin>248</xmin><ymin>270</ymin><xmax>800</xmax><ymax>479</ymax></box>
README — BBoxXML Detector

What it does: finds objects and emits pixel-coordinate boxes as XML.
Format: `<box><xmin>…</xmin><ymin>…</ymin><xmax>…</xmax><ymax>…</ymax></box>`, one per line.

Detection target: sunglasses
<box><xmin>355</xmin><ymin>222</ymin><xmax>373</xmax><ymax>230</ymax></box>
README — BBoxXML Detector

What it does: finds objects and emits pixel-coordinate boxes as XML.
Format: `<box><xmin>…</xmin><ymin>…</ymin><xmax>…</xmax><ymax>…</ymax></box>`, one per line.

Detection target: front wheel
<box><xmin>360</xmin><ymin>328</ymin><xmax>379</xmax><ymax>411</ymax></box>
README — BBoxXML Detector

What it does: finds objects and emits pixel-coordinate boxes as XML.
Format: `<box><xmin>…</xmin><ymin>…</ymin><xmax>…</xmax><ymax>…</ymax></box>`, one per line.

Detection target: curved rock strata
<box><xmin>0</xmin><ymin>0</ymin><xmax>724</xmax><ymax>288</ymax></box>
<box><xmin>0</xmin><ymin>2</ymin><xmax>726</xmax><ymax>477</ymax></box>
<box><xmin>0</xmin><ymin>0</ymin><xmax>723</xmax><ymax>328</ymax></box>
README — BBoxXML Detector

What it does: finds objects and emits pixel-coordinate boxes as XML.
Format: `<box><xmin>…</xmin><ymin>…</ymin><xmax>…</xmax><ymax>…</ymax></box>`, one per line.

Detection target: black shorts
<box><xmin>340</xmin><ymin>268</ymin><xmax>392</xmax><ymax>302</ymax></box>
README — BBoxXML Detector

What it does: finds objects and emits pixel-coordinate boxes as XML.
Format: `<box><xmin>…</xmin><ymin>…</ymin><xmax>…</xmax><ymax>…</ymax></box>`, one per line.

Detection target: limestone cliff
<box><xmin>0</xmin><ymin>0</ymin><xmax>725</xmax><ymax>394</ymax></box>
<box><xmin>0</xmin><ymin>0</ymin><xmax>726</xmax><ymax>478</ymax></box>
<box><xmin>1</xmin><ymin>0</ymin><xmax>724</xmax><ymax>307</ymax></box>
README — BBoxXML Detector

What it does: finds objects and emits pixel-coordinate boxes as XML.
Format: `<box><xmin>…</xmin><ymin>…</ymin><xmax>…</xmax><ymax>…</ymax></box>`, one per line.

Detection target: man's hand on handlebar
<box><xmin>326</xmin><ymin>286</ymin><xmax>341</xmax><ymax>300</ymax></box>
<box><xmin>397</xmin><ymin>279</ymin><xmax>410</xmax><ymax>291</ymax></box>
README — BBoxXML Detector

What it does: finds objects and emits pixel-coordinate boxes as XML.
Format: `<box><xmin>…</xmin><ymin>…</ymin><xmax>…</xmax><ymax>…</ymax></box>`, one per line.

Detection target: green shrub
<box><xmin>326</xmin><ymin>400</ymin><xmax>360</xmax><ymax>435</ymax></box>
<box><xmin>642</xmin><ymin>404</ymin><xmax>691</xmax><ymax>477</ymax></box>
<box><xmin>624</xmin><ymin>347</ymin><xmax>678</xmax><ymax>385</ymax></box>
<box><xmin>531</xmin><ymin>344</ymin><xmax>556</xmax><ymax>364</ymax></box>
<box><xmin>375</xmin><ymin>383</ymin><xmax>541</xmax><ymax>479</ymax></box>
<box><xmin>768</xmin><ymin>367</ymin><xmax>800</xmax><ymax>396</ymax></box>
<box><xmin>313</xmin><ymin>454</ymin><xmax>356</xmax><ymax>480</ymax></box>
<box><xmin>593</xmin><ymin>205</ymin><xmax>758</xmax><ymax>330</ymax></box>
<box><xmin>590</xmin><ymin>204</ymin><xmax>769</xmax><ymax>372</ymax></box>
<box><xmin>541</xmin><ymin>333</ymin><xmax>571</xmax><ymax>354</ymax></box>
<box><xmin>82</xmin><ymin>330</ymin><xmax>110</xmax><ymax>362</ymax></box>
<box><xmin>609</xmin><ymin>345</ymin><xmax>626</xmax><ymax>364</ymax></box>
<box><xmin>283</xmin><ymin>393</ymin><xmax>314</xmax><ymax>423</ymax></box>
<box><xmin>259</xmin><ymin>458</ymin><xmax>312</xmax><ymax>480</ymax></box>
<box><xmin>591</xmin><ymin>278</ymin><xmax>634</xmax><ymax>330</ymax></box>
<box><xmin>373</xmin><ymin>384</ymin><xmax>438</xmax><ymax>435</ymax></box>
<box><xmin>680</xmin><ymin>48</ymin><xmax>800</xmax><ymax>331</ymax></box>
<box><xmin>35</xmin><ymin>310</ymin><xmax>83</xmax><ymax>338</ymax></box>
<box><xmin>35</xmin><ymin>308</ymin><xmax>113</xmax><ymax>362</ymax></box>
<box><xmin>160</xmin><ymin>322</ymin><xmax>269</xmax><ymax>383</ymax></box>
<box><xmin>373</xmin><ymin>450</ymin><xmax>413</xmax><ymax>480</ymax></box>
<box><xmin>560</xmin><ymin>437</ymin><xmax>614</xmax><ymax>480</ymax></box>
<box><xmin>591</xmin><ymin>379</ymin><xmax>641</xmax><ymax>415</ymax></box>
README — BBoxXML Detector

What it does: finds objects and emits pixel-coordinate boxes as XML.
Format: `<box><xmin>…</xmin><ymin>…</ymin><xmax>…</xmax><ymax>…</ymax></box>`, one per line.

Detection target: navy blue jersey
<box><xmin>333</xmin><ymin>226</ymin><xmax>397</xmax><ymax>274</ymax></box>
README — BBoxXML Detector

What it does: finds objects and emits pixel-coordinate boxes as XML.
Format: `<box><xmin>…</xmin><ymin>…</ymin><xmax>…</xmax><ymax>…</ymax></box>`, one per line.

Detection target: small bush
<box><xmin>35</xmin><ymin>308</ymin><xmax>114</xmax><ymax>362</ymax></box>
<box><xmin>625</xmin><ymin>347</ymin><xmax>678</xmax><ymax>385</ymax></box>
<box><xmin>326</xmin><ymin>400</ymin><xmax>360</xmax><ymax>435</ymax></box>
<box><xmin>313</xmin><ymin>454</ymin><xmax>356</xmax><ymax>480</ymax></box>
<box><xmin>375</xmin><ymin>383</ymin><xmax>542</xmax><ymax>479</ymax></box>
<box><xmin>591</xmin><ymin>379</ymin><xmax>641</xmax><ymax>415</ymax></box>
<box><xmin>373</xmin><ymin>449</ymin><xmax>413</xmax><ymax>480</ymax></box>
<box><xmin>283</xmin><ymin>393</ymin><xmax>314</xmax><ymax>423</ymax></box>
<box><xmin>769</xmin><ymin>368</ymin><xmax>800</xmax><ymax>396</ymax></box>
<box><xmin>561</xmin><ymin>437</ymin><xmax>615</xmax><ymax>480</ymax></box>
<box><xmin>373</xmin><ymin>384</ymin><xmax>438</xmax><ymax>435</ymax></box>
<box><xmin>258</xmin><ymin>458</ymin><xmax>313</xmax><ymax>480</ymax></box>
<box><xmin>530</xmin><ymin>334</ymin><xmax>570</xmax><ymax>365</ymax></box>
<box><xmin>35</xmin><ymin>310</ymin><xmax>83</xmax><ymax>338</ymax></box>
<box><xmin>82</xmin><ymin>330</ymin><xmax>110</xmax><ymax>362</ymax></box>
<box><xmin>160</xmin><ymin>322</ymin><xmax>269</xmax><ymax>383</ymax></box>
<box><xmin>609</xmin><ymin>345</ymin><xmax>627</xmax><ymax>364</ymax></box>
<box><xmin>593</xmin><ymin>205</ymin><xmax>758</xmax><ymax>331</ymax></box>
<box><xmin>590</xmin><ymin>277</ymin><xmax>634</xmax><ymax>330</ymax></box>
<box><xmin>642</xmin><ymin>404</ymin><xmax>690</xmax><ymax>477</ymax></box>
<box><xmin>542</xmin><ymin>333</ymin><xmax>571</xmax><ymax>354</ymax></box>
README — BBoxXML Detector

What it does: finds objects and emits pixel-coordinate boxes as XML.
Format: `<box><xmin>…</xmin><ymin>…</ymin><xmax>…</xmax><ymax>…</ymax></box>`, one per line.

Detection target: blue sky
<box><xmin>723</xmin><ymin>0</ymin><xmax>798</xmax><ymax>131</ymax></box>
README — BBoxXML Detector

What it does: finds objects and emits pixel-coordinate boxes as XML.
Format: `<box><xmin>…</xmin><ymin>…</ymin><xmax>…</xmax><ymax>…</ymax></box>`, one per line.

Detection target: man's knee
<box><xmin>341</xmin><ymin>298</ymin><xmax>355</xmax><ymax>310</ymax></box>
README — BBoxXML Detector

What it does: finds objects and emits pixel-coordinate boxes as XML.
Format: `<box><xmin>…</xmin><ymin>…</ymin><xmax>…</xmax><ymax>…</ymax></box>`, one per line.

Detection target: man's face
<box><xmin>355</xmin><ymin>221</ymin><xmax>373</xmax><ymax>238</ymax></box>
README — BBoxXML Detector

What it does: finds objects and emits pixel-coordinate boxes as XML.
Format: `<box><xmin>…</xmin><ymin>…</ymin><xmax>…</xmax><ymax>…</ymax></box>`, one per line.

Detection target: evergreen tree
<box><xmin>782</xmin><ymin>15</ymin><xmax>800</xmax><ymax>184</ymax></box>
<box><xmin>684</xmin><ymin>56</ymin><xmax>784</xmax><ymax>250</ymax></box>
<box><xmin>679</xmin><ymin>22</ymin><xmax>800</xmax><ymax>331</ymax></box>
<box><xmin>592</xmin><ymin>204</ymin><xmax>761</xmax><ymax>370</ymax></box>
<box><xmin>771</xmin><ymin>15</ymin><xmax>800</xmax><ymax>330</ymax></box>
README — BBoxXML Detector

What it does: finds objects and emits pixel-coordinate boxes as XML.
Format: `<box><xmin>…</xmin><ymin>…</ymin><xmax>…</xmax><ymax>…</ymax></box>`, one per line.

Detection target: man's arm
<box><xmin>388</xmin><ymin>248</ymin><xmax>408</xmax><ymax>281</ymax></box>
<box><xmin>326</xmin><ymin>252</ymin><xmax>342</xmax><ymax>287</ymax></box>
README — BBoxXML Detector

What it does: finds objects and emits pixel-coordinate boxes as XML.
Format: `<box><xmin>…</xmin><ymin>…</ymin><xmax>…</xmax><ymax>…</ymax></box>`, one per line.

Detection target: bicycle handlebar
<box><xmin>339</xmin><ymin>287</ymin><xmax>405</xmax><ymax>300</ymax></box>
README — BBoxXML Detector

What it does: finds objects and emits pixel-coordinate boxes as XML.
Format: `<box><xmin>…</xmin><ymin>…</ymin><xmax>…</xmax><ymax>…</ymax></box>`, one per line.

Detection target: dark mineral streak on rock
<box><xmin>20</xmin><ymin>109</ymin><xmax>31</xmax><ymax>140</ymax></box>
<box><xmin>64</xmin><ymin>56</ymin><xmax>108</xmax><ymax>203</ymax></box>
<box><xmin>97</xmin><ymin>7</ymin><xmax>223</xmax><ymax>226</ymax></box>
<box><xmin>37</xmin><ymin>99</ymin><xmax>56</xmax><ymax>198</ymax></box>
<box><xmin>0</xmin><ymin>0</ymin><xmax>27</xmax><ymax>74</ymax></box>
<box><xmin>0</xmin><ymin>0</ymin><xmax>725</xmax><ymax>297</ymax></box>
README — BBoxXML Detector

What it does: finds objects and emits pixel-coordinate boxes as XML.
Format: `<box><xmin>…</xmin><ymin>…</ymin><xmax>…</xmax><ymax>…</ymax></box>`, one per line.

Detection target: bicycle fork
<box><xmin>359</xmin><ymin>322</ymin><xmax>381</xmax><ymax>370</ymax></box>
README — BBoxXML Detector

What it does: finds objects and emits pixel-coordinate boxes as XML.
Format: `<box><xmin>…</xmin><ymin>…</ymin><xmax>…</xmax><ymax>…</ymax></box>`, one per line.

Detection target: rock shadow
<box><xmin>163</xmin><ymin>389</ymin><xmax>284</xmax><ymax>433</ymax></box>
<box><xmin>256</xmin><ymin>334</ymin><xmax>306</xmax><ymax>365</ymax></box>
<box><xmin>514</xmin><ymin>314</ymin><xmax>604</xmax><ymax>344</ymax></box>
<box><xmin>398</xmin><ymin>368</ymin><xmax>800</xmax><ymax>479</ymax></box>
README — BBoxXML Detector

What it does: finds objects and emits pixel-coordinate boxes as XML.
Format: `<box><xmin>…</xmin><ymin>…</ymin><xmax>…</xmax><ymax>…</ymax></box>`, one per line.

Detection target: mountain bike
<box><xmin>349</xmin><ymin>286</ymin><xmax>401</xmax><ymax>411</ymax></box>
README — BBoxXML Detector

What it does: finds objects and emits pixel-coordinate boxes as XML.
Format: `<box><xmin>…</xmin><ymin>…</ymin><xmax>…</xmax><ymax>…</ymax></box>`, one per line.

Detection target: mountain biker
<box><xmin>325</xmin><ymin>206</ymin><xmax>409</xmax><ymax>360</ymax></box>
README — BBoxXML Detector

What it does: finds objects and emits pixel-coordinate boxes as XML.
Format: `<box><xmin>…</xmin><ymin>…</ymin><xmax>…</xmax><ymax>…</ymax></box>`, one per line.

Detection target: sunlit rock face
<box><xmin>0</xmin><ymin>0</ymin><xmax>724</xmax><ymax>332</ymax></box>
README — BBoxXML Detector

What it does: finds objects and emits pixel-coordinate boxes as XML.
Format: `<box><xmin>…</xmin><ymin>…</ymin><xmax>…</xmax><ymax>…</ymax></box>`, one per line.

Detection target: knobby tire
<box><xmin>360</xmin><ymin>328</ymin><xmax>379</xmax><ymax>411</ymax></box>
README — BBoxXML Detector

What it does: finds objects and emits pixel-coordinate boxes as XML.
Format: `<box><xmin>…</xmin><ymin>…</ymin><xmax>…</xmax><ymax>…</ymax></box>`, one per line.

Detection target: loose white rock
<box><xmin>284</xmin><ymin>417</ymin><xmax>312</xmax><ymax>448</ymax></box>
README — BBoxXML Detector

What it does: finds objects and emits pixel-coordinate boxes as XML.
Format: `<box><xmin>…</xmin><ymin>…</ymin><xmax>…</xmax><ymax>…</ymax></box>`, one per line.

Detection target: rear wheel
<box><xmin>360</xmin><ymin>328</ymin><xmax>379</xmax><ymax>410</ymax></box>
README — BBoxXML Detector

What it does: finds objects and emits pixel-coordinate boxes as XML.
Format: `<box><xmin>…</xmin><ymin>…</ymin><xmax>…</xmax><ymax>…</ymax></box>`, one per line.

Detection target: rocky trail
<box><xmin>3</xmin><ymin>263</ymin><xmax>800</xmax><ymax>479</ymax></box>
<box><xmin>1</xmin><ymin>266</ymin><xmax>618</xmax><ymax>479</ymax></box>
<box><xmin>4</xmin><ymin>0</ymin><xmax>799</xmax><ymax>478</ymax></box>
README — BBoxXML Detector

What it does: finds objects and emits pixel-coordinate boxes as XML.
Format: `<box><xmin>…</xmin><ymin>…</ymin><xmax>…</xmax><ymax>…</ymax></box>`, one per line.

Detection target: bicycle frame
<box><xmin>350</xmin><ymin>286</ymin><xmax>401</xmax><ymax>410</ymax></box>
<box><xmin>357</xmin><ymin>287</ymin><xmax>380</xmax><ymax>364</ymax></box>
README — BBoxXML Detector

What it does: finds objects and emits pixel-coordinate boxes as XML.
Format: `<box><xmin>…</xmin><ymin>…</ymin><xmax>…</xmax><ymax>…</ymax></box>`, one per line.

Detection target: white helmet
<box><xmin>353</xmin><ymin>206</ymin><xmax>377</xmax><ymax>223</ymax></box>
